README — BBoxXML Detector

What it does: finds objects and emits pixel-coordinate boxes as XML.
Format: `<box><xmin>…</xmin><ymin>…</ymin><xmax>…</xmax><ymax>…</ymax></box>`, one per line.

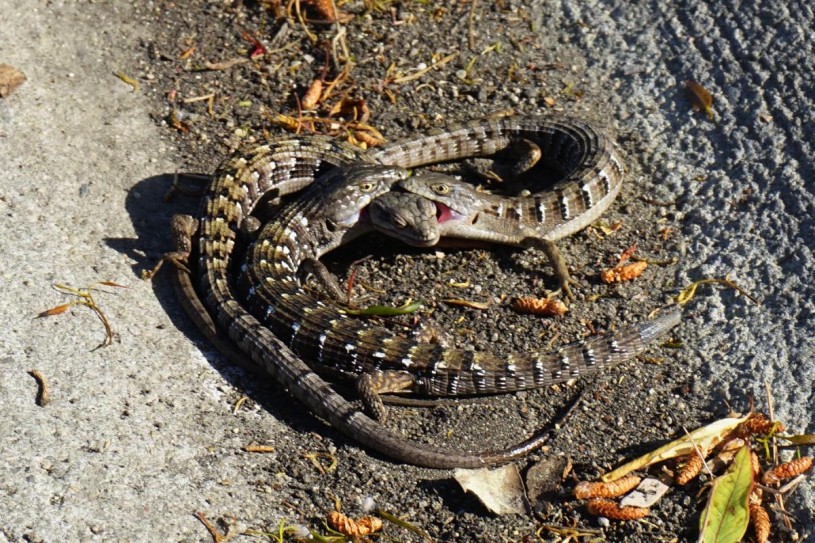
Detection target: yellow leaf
<box><xmin>443</xmin><ymin>298</ymin><xmax>491</xmax><ymax>310</ymax></box>
<box><xmin>780</xmin><ymin>433</ymin><xmax>815</xmax><ymax>446</ymax></box>
<box><xmin>602</xmin><ymin>415</ymin><xmax>750</xmax><ymax>482</ymax></box>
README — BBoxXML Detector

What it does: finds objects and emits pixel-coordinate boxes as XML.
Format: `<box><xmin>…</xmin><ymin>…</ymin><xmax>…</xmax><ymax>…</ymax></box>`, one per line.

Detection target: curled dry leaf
<box><xmin>574</xmin><ymin>475</ymin><xmax>641</xmax><ymax>500</ymax></box>
<box><xmin>737</xmin><ymin>412</ymin><xmax>785</xmax><ymax>437</ymax></box>
<box><xmin>326</xmin><ymin>511</ymin><xmax>383</xmax><ymax>537</ymax></box>
<box><xmin>28</xmin><ymin>370</ymin><xmax>51</xmax><ymax>407</ymax></box>
<box><xmin>749</xmin><ymin>502</ymin><xmax>770</xmax><ymax>543</ymax></box>
<box><xmin>600</xmin><ymin>261</ymin><xmax>648</xmax><ymax>284</ymax></box>
<box><xmin>750</xmin><ymin>451</ymin><xmax>762</xmax><ymax>478</ymax></box>
<box><xmin>585</xmin><ymin>499</ymin><xmax>649</xmax><ymax>521</ymax></box>
<box><xmin>301</xmin><ymin>79</ymin><xmax>323</xmax><ymax>110</ymax></box>
<box><xmin>0</xmin><ymin>64</ymin><xmax>27</xmax><ymax>97</ymax></box>
<box><xmin>600</xmin><ymin>415</ymin><xmax>750</xmax><ymax>482</ymax></box>
<box><xmin>301</xmin><ymin>0</ymin><xmax>352</xmax><ymax>22</ymax></box>
<box><xmin>443</xmin><ymin>298</ymin><xmax>491</xmax><ymax>310</ymax></box>
<box><xmin>685</xmin><ymin>80</ymin><xmax>714</xmax><ymax>120</ymax></box>
<box><xmin>353</xmin><ymin>129</ymin><xmax>385</xmax><ymax>148</ymax></box>
<box><xmin>511</xmin><ymin>296</ymin><xmax>568</xmax><ymax>316</ymax></box>
<box><xmin>328</xmin><ymin>96</ymin><xmax>370</xmax><ymax>122</ymax></box>
<box><xmin>763</xmin><ymin>456</ymin><xmax>813</xmax><ymax>485</ymax></box>
<box><xmin>675</xmin><ymin>448</ymin><xmax>706</xmax><ymax>485</ymax></box>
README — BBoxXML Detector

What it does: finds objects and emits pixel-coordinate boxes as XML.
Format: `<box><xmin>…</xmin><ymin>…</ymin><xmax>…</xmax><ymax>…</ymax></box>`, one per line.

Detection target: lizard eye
<box><xmin>358</xmin><ymin>182</ymin><xmax>376</xmax><ymax>193</ymax></box>
<box><xmin>431</xmin><ymin>183</ymin><xmax>450</xmax><ymax>195</ymax></box>
<box><xmin>393</xmin><ymin>215</ymin><xmax>407</xmax><ymax>228</ymax></box>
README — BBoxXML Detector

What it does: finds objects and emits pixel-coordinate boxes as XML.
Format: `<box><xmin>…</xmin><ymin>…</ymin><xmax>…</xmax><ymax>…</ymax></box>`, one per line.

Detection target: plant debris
<box><xmin>0</xmin><ymin>63</ymin><xmax>26</xmax><ymax>97</ymax></box>
<box><xmin>37</xmin><ymin>282</ymin><xmax>127</xmax><ymax>349</ymax></box>
<box><xmin>27</xmin><ymin>369</ymin><xmax>51</xmax><ymax>407</ymax></box>
<box><xmin>685</xmin><ymin>79</ymin><xmax>715</xmax><ymax>120</ymax></box>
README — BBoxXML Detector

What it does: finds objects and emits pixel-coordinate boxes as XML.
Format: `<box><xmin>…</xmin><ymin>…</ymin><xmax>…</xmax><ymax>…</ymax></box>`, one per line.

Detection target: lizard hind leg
<box><xmin>297</xmin><ymin>257</ymin><xmax>348</xmax><ymax>303</ymax></box>
<box><xmin>540</xmin><ymin>238</ymin><xmax>582</xmax><ymax>301</ymax></box>
<box><xmin>356</xmin><ymin>371</ymin><xmax>416</xmax><ymax>421</ymax></box>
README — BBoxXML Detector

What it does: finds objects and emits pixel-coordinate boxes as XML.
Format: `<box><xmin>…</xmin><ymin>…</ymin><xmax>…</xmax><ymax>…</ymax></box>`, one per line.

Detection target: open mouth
<box><xmin>435</xmin><ymin>201</ymin><xmax>458</xmax><ymax>224</ymax></box>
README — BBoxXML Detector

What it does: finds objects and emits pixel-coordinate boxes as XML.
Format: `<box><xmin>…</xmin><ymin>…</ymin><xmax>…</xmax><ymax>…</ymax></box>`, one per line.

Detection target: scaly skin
<box><xmin>239</xmin><ymin>123</ymin><xmax>679</xmax><ymax>399</ymax></box>
<box><xmin>154</xmin><ymin>116</ymin><xmax>678</xmax><ymax>467</ymax></box>
<box><xmin>159</xmin><ymin>149</ymin><xmax>576</xmax><ymax>467</ymax></box>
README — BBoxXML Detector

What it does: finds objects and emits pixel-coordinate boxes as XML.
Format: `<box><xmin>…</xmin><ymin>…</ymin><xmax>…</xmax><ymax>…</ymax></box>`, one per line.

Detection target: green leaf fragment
<box><xmin>698</xmin><ymin>444</ymin><xmax>753</xmax><ymax>543</ymax></box>
<box><xmin>344</xmin><ymin>301</ymin><xmax>424</xmax><ymax>316</ymax></box>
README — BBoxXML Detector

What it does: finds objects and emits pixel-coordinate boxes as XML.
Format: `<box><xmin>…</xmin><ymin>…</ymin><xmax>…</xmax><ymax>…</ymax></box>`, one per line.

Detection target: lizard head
<box><xmin>319</xmin><ymin>165</ymin><xmax>411</xmax><ymax>228</ymax></box>
<box><xmin>398</xmin><ymin>172</ymin><xmax>483</xmax><ymax>224</ymax></box>
<box><xmin>367</xmin><ymin>190</ymin><xmax>441</xmax><ymax>247</ymax></box>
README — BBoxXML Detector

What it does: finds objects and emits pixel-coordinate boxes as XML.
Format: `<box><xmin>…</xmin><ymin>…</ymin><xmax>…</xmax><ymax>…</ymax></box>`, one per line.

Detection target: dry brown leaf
<box><xmin>0</xmin><ymin>64</ymin><xmax>27</xmax><ymax>97</ymax></box>
<box><xmin>574</xmin><ymin>475</ymin><xmax>641</xmax><ymax>500</ymax></box>
<box><xmin>600</xmin><ymin>261</ymin><xmax>648</xmax><ymax>283</ymax></box>
<box><xmin>763</xmin><ymin>456</ymin><xmax>813</xmax><ymax>485</ymax></box>
<box><xmin>443</xmin><ymin>298</ymin><xmax>491</xmax><ymax>310</ymax></box>
<box><xmin>585</xmin><ymin>499</ymin><xmax>648</xmax><ymax>521</ymax></box>
<box><xmin>512</xmin><ymin>296</ymin><xmax>568</xmax><ymax>316</ymax></box>
<box><xmin>326</xmin><ymin>511</ymin><xmax>382</xmax><ymax>536</ymax></box>
<box><xmin>301</xmin><ymin>79</ymin><xmax>323</xmax><ymax>110</ymax></box>
<box><xmin>685</xmin><ymin>80</ymin><xmax>714</xmax><ymax>119</ymax></box>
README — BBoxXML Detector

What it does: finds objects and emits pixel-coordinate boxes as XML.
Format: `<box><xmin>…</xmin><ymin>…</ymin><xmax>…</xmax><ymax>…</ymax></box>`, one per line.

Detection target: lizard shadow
<box><xmin>109</xmin><ymin>172</ymin><xmax>529</xmax><ymax>451</ymax></box>
<box><xmin>107</xmin><ymin>172</ymin><xmax>363</xmax><ymax>440</ymax></box>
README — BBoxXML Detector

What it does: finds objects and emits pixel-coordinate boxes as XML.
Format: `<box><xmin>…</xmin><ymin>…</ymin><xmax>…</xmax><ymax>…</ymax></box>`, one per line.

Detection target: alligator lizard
<box><xmin>152</xmin><ymin>138</ymin><xmax>589</xmax><ymax>468</ymax></box>
<box><xmin>239</xmin><ymin>126</ymin><xmax>679</xmax><ymax>396</ymax></box>
<box><xmin>153</xmin><ymin>116</ymin><xmax>678</xmax><ymax>467</ymax></box>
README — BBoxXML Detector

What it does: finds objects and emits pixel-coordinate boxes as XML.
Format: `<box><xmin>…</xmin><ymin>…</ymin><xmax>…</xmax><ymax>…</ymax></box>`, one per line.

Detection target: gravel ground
<box><xmin>1</xmin><ymin>1</ymin><xmax>813</xmax><ymax>542</ymax></box>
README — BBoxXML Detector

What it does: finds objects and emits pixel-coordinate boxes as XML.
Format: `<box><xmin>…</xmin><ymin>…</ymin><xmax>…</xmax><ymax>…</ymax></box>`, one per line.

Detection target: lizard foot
<box><xmin>356</xmin><ymin>371</ymin><xmax>416</xmax><ymax>421</ymax></box>
<box><xmin>142</xmin><ymin>214</ymin><xmax>198</xmax><ymax>279</ymax></box>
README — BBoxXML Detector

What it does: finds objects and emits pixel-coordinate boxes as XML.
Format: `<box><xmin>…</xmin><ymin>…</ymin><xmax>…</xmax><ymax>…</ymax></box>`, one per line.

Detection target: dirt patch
<box><xmin>126</xmin><ymin>1</ymin><xmax>706</xmax><ymax>541</ymax></box>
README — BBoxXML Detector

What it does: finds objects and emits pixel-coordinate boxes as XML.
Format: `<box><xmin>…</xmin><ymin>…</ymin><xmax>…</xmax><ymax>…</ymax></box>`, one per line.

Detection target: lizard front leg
<box><xmin>142</xmin><ymin>214</ymin><xmax>199</xmax><ymax>279</ymax></box>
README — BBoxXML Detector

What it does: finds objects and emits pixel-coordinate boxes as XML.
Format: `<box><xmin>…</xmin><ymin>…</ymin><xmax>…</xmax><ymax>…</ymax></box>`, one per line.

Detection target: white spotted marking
<box><xmin>400</xmin><ymin>357</ymin><xmax>414</xmax><ymax>368</ymax></box>
<box><xmin>580</xmin><ymin>183</ymin><xmax>594</xmax><ymax>209</ymax></box>
<box><xmin>559</xmin><ymin>193</ymin><xmax>570</xmax><ymax>220</ymax></box>
<box><xmin>537</xmin><ymin>200</ymin><xmax>547</xmax><ymax>223</ymax></box>
<box><xmin>514</xmin><ymin>202</ymin><xmax>524</xmax><ymax>220</ymax></box>
<box><xmin>560</xmin><ymin>353</ymin><xmax>570</xmax><ymax>369</ymax></box>
<box><xmin>610</xmin><ymin>154</ymin><xmax>624</xmax><ymax>176</ymax></box>
<box><xmin>317</xmin><ymin>333</ymin><xmax>327</xmax><ymax>363</ymax></box>
<box><xmin>448</xmin><ymin>375</ymin><xmax>460</xmax><ymax>395</ymax></box>
<box><xmin>290</xmin><ymin>321</ymin><xmax>301</xmax><ymax>343</ymax></box>
<box><xmin>599</xmin><ymin>170</ymin><xmax>612</xmax><ymax>195</ymax></box>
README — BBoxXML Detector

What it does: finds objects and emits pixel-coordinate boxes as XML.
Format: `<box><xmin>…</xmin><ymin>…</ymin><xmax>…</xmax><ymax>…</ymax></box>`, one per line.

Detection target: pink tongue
<box><xmin>436</xmin><ymin>202</ymin><xmax>458</xmax><ymax>224</ymax></box>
